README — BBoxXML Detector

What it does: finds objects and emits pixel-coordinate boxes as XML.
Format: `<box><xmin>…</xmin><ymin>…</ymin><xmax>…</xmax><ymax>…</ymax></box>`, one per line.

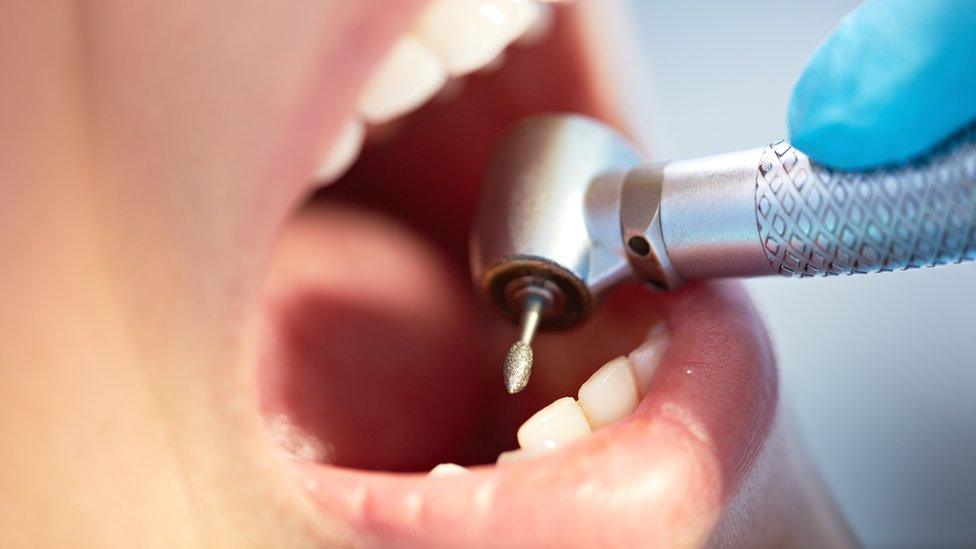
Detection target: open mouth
<box><xmin>258</xmin><ymin>1</ymin><xmax>778</xmax><ymax>546</ymax></box>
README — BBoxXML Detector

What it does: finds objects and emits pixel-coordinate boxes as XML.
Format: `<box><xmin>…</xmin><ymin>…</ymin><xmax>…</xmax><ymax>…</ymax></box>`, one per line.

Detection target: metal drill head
<box><xmin>503</xmin><ymin>341</ymin><xmax>532</xmax><ymax>394</ymax></box>
<box><xmin>470</xmin><ymin>113</ymin><xmax>642</xmax><ymax>330</ymax></box>
<box><xmin>501</xmin><ymin>293</ymin><xmax>546</xmax><ymax>393</ymax></box>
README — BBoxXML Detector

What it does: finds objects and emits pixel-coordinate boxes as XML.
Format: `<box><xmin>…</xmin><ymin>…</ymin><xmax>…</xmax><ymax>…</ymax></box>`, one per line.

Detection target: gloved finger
<box><xmin>788</xmin><ymin>0</ymin><xmax>976</xmax><ymax>170</ymax></box>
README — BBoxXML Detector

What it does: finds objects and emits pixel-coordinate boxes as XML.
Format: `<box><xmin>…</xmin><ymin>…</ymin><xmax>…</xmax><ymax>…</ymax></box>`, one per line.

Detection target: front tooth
<box><xmin>358</xmin><ymin>36</ymin><xmax>447</xmax><ymax>124</ymax></box>
<box><xmin>516</xmin><ymin>396</ymin><xmax>591</xmax><ymax>452</ymax></box>
<box><xmin>428</xmin><ymin>463</ymin><xmax>470</xmax><ymax>476</ymax></box>
<box><xmin>496</xmin><ymin>448</ymin><xmax>536</xmax><ymax>464</ymax></box>
<box><xmin>315</xmin><ymin>119</ymin><xmax>364</xmax><ymax>183</ymax></box>
<box><xmin>627</xmin><ymin>323</ymin><xmax>670</xmax><ymax>396</ymax></box>
<box><xmin>414</xmin><ymin>0</ymin><xmax>540</xmax><ymax>76</ymax></box>
<box><xmin>577</xmin><ymin>356</ymin><xmax>640</xmax><ymax>429</ymax></box>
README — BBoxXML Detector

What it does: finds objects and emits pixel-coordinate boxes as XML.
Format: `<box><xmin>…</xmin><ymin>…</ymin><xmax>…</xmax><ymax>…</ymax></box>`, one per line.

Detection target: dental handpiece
<box><xmin>470</xmin><ymin>113</ymin><xmax>976</xmax><ymax>393</ymax></box>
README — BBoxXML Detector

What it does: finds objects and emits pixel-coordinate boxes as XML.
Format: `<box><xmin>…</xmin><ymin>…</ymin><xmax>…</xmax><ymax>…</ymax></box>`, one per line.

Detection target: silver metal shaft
<box><xmin>518</xmin><ymin>295</ymin><xmax>545</xmax><ymax>344</ymax></box>
<box><xmin>622</xmin><ymin>125</ymin><xmax>976</xmax><ymax>287</ymax></box>
<box><xmin>473</xmin><ymin>113</ymin><xmax>976</xmax><ymax>395</ymax></box>
<box><xmin>503</xmin><ymin>294</ymin><xmax>546</xmax><ymax>394</ymax></box>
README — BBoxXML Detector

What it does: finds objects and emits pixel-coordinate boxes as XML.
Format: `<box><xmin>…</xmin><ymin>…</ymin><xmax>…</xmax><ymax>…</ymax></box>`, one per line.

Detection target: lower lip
<box><xmin>287</xmin><ymin>281</ymin><xmax>777</xmax><ymax>547</ymax></box>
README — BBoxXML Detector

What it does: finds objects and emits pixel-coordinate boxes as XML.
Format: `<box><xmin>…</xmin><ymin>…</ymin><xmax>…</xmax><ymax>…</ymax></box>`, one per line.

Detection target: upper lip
<box><xmin>260</xmin><ymin>2</ymin><xmax>779</xmax><ymax>546</ymax></box>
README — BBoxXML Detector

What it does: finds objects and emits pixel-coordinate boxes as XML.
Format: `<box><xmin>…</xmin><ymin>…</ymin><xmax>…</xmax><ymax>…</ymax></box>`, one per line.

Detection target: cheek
<box><xmin>257</xmin><ymin>203</ymin><xmax>491</xmax><ymax>471</ymax></box>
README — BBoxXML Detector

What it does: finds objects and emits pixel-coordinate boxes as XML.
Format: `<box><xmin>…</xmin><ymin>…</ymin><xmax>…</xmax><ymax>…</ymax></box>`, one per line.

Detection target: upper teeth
<box><xmin>357</xmin><ymin>36</ymin><xmax>447</xmax><ymax>125</ymax></box>
<box><xmin>314</xmin><ymin>0</ymin><xmax>552</xmax><ymax>183</ymax></box>
<box><xmin>315</xmin><ymin>118</ymin><xmax>365</xmax><ymax>183</ymax></box>
<box><xmin>413</xmin><ymin>0</ymin><xmax>539</xmax><ymax>77</ymax></box>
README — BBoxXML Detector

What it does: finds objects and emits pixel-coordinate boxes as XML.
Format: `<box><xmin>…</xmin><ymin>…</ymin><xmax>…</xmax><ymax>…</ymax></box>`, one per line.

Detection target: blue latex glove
<box><xmin>788</xmin><ymin>0</ymin><xmax>976</xmax><ymax>170</ymax></box>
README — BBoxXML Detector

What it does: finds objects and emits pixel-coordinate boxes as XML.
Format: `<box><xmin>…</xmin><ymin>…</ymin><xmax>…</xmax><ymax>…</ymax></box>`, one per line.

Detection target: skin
<box><xmin>0</xmin><ymin>1</ymin><xmax>853</xmax><ymax>546</ymax></box>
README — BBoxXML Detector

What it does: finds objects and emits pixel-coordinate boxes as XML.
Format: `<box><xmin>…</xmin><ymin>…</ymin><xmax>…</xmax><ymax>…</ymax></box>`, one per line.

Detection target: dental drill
<box><xmin>470</xmin><ymin>114</ymin><xmax>976</xmax><ymax>393</ymax></box>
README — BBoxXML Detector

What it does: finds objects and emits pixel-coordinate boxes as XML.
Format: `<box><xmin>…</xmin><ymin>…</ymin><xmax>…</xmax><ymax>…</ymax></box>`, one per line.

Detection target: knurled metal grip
<box><xmin>476</xmin><ymin>113</ymin><xmax>976</xmax><ymax>331</ymax></box>
<box><xmin>755</xmin><ymin>130</ymin><xmax>976</xmax><ymax>277</ymax></box>
<box><xmin>624</xmin><ymin>124</ymin><xmax>976</xmax><ymax>287</ymax></box>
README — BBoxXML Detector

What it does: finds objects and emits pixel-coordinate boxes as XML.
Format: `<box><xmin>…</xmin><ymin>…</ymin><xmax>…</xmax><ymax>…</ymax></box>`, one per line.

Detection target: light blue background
<box><xmin>625</xmin><ymin>1</ymin><xmax>976</xmax><ymax>546</ymax></box>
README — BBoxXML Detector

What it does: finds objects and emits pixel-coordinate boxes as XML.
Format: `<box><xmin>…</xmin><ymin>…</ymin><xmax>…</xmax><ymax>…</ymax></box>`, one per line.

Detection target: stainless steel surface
<box><xmin>473</xmin><ymin>113</ymin><xmax>976</xmax><ymax>335</ymax></box>
<box><xmin>619</xmin><ymin>166</ymin><xmax>683</xmax><ymax>289</ymax></box>
<box><xmin>471</xmin><ymin>113</ymin><xmax>642</xmax><ymax>329</ymax></box>
<box><xmin>656</xmin><ymin>148</ymin><xmax>775</xmax><ymax>280</ymax></box>
<box><xmin>518</xmin><ymin>294</ymin><xmax>546</xmax><ymax>344</ymax></box>
<box><xmin>646</xmin><ymin>126</ymin><xmax>976</xmax><ymax>281</ymax></box>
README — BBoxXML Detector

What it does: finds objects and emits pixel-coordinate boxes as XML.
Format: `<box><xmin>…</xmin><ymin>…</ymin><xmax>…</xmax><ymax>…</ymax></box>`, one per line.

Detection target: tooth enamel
<box><xmin>496</xmin><ymin>448</ymin><xmax>536</xmax><ymax>464</ymax></box>
<box><xmin>428</xmin><ymin>463</ymin><xmax>470</xmax><ymax>476</ymax></box>
<box><xmin>577</xmin><ymin>356</ymin><xmax>640</xmax><ymax>429</ymax></box>
<box><xmin>414</xmin><ymin>0</ymin><xmax>540</xmax><ymax>76</ymax></box>
<box><xmin>516</xmin><ymin>396</ymin><xmax>591</xmax><ymax>452</ymax></box>
<box><xmin>358</xmin><ymin>36</ymin><xmax>447</xmax><ymax>124</ymax></box>
<box><xmin>627</xmin><ymin>323</ymin><xmax>669</xmax><ymax>396</ymax></box>
<box><xmin>315</xmin><ymin>119</ymin><xmax>364</xmax><ymax>183</ymax></box>
<box><xmin>515</xmin><ymin>0</ymin><xmax>552</xmax><ymax>47</ymax></box>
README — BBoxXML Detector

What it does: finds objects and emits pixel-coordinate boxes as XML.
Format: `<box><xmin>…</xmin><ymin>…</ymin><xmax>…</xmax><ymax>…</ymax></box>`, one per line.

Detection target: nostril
<box><xmin>628</xmin><ymin>235</ymin><xmax>651</xmax><ymax>257</ymax></box>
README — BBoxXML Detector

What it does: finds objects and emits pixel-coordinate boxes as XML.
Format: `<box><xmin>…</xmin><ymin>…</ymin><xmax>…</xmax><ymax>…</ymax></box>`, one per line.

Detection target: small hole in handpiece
<box><xmin>628</xmin><ymin>235</ymin><xmax>651</xmax><ymax>257</ymax></box>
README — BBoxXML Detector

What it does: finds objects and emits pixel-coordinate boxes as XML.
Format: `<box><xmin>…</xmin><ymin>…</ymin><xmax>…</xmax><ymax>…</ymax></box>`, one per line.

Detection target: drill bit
<box><xmin>503</xmin><ymin>294</ymin><xmax>547</xmax><ymax>394</ymax></box>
